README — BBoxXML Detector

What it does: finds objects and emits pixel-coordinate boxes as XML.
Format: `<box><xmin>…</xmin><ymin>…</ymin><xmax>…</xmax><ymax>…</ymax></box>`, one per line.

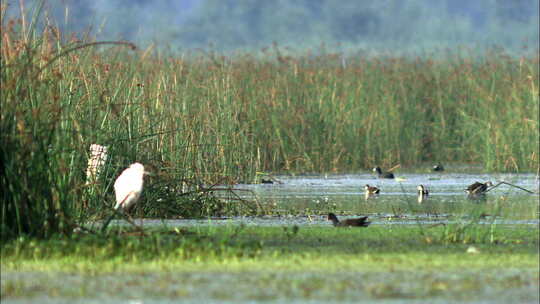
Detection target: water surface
<box><xmin>222</xmin><ymin>173</ymin><xmax>539</xmax><ymax>223</ymax></box>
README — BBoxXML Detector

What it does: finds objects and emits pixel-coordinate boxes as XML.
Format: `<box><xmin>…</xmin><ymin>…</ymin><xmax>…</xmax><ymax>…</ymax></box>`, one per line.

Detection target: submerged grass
<box><xmin>2</xmin><ymin>225</ymin><xmax>538</xmax><ymax>268</ymax></box>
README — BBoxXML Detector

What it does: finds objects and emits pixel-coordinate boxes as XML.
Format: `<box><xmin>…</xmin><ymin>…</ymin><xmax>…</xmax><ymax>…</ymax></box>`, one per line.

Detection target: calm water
<box><xmin>245</xmin><ymin>172</ymin><xmax>537</xmax><ymax>205</ymax></box>
<box><xmin>192</xmin><ymin>172</ymin><xmax>539</xmax><ymax>226</ymax></box>
<box><xmin>97</xmin><ymin>173</ymin><xmax>540</xmax><ymax>228</ymax></box>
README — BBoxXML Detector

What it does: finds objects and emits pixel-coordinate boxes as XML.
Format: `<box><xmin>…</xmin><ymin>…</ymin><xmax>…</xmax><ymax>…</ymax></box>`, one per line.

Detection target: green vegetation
<box><xmin>1</xmin><ymin>6</ymin><xmax>539</xmax><ymax>240</ymax></box>
<box><xmin>2</xmin><ymin>225</ymin><xmax>539</xmax><ymax>301</ymax></box>
<box><xmin>3</xmin><ymin>225</ymin><xmax>538</xmax><ymax>263</ymax></box>
<box><xmin>1</xmin><ymin>5</ymin><xmax>537</xmax><ymax>303</ymax></box>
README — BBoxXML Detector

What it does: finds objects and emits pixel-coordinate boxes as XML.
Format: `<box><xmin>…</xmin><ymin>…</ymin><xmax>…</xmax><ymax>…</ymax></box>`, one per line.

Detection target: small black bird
<box><xmin>465</xmin><ymin>181</ymin><xmax>493</xmax><ymax>195</ymax></box>
<box><xmin>327</xmin><ymin>213</ymin><xmax>371</xmax><ymax>227</ymax></box>
<box><xmin>432</xmin><ymin>164</ymin><xmax>444</xmax><ymax>172</ymax></box>
<box><xmin>261</xmin><ymin>179</ymin><xmax>274</xmax><ymax>184</ymax></box>
<box><xmin>364</xmin><ymin>184</ymin><xmax>380</xmax><ymax>195</ymax></box>
<box><xmin>373</xmin><ymin>167</ymin><xmax>394</xmax><ymax>179</ymax></box>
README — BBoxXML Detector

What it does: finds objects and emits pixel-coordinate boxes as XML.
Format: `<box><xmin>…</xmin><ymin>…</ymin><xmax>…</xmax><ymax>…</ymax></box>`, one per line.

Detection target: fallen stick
<box><xmin>485</xmin><ymin>181</ymin><xmax>535</xmax><ymax>194</ymax></box>
<box><xmin>388</xmin><ymin>164</ymin><xmax>401</xmax><ymax>172</ymax></box>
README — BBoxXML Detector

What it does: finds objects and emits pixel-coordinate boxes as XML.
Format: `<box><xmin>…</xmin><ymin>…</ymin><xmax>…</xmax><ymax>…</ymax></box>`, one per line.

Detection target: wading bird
<box><xmin>373</xmin><ymin>166</ymin><xmax>394</xmax><ymax>179</ymax></box>
<box><xmin>101</xmin><ymin>163</ymin><xmax>148</xmax><ymax>232</ymax></box>
<box><xmin>114</xmin><ymin>163</ymin><xmax>147</xmax><ymax>211</ymax></box>
<box><xmin>364</xmin><ymin>184</ymin><xmax>380</xmax><ymax>195</ymax></box>
<box><xmin>417</xmin><ymin>184</ymin><xmax>429</xmax><ymax>196</ymax></box>
<box><xmin>465</xmin><ymin>181</ymin><xmax>493</xmax><ymax>195</ymax></box>
<box><xmin>364</xmin><ymin>184</ymin><xmax>380</xmax><ymax>201</ymax></box>
<box><xmin>432</xmin><ymin>164</ymin><xmax>444</xmax><ymax>172</ymax></box>
<box><xmin>417</xmin><ymin>184</ymin><xmax>429</xmax><ymax>203</ymax></box>
<box><xmin>327</xmin><ymin>213</ymin><xmax>371</xmax><ymax>227</ymax></box>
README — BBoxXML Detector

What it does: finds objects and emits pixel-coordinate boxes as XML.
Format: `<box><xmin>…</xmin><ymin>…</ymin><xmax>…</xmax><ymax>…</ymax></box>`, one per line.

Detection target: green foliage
<box><xmin>1</xmin><ymin>8</ymin><xmax>538</xmax><ymax>239</ymax></box>
<box><xmin>2</xmin><ymin>225</ymin><xmax>537</xmax><ymax>301</ymax></box>
<box><xmin>1</xmin><ymin>228</ymin><xmax>263</xmax><ymax>261</ymax></box>
<box><xmin>0</xmin><ymin>9</ymin><xmax>80</xmax><ymax>239</ymax></box>
<box><xmin>2</xmin><ymin>225</ymin><xmax>537</xmax><ymax>264</ymax></box>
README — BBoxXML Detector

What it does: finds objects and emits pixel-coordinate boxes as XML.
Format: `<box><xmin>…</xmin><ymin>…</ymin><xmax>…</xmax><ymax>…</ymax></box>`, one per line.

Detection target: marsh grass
<box><xmin>1</xmin><ymin>225</ymin><xmax>537</xmax><ymax>269</ymax></box>
<box><xmin>0</xmin><ymin>7</ymin><xmax>244</xmax><ymax>239</ymax></box>
<box><xmin>2</xmin><ymin>224</ymin><xmax>538</xmax><ymax>301</ymax></box>
<box><xmin>1</xmin><ymin>8</ymin><xmax>538</xmax><ymax>239</ymax></box>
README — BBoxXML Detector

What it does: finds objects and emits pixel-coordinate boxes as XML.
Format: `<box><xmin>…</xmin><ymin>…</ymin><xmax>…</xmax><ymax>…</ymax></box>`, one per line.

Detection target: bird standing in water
<box><xmin>364</xmin><ymin>184</ymin><xmax>380</xmax><ymax>200</ymax></box>
<box><xmin>373</xmin><ymin>167</ymin><xmax>394</xmax><ymax>179</ymax></box>
<box><xmin>465</xmin><ymin>181</ymin><xmax>493</xmax><ymax>195</ymax></box>
<box><xmin>327</xmin><ymin>213</ymin><xmax>371</xmax><ymax>227</ymax></box>
<box><xmin>102</xmin><ymin>163</ymin><xmax>149</xmax><ymax>232</ymax></box>
<box><xmin>417</xmin><ymin>184</ymin><xmax>429</xmax><ymax>203</ymax></box>
<box><xmin>364</xmin><ymin>184</ymin><xmax>380</xmax><ymax>195</ymax></box>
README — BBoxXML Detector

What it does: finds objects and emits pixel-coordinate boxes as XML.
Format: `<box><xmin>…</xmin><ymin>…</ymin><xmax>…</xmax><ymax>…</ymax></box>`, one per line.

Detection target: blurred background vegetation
<box><xmin>4</xmin><ymin>0</ymin><xmax>539</xmax><ymax>54</ymax></box>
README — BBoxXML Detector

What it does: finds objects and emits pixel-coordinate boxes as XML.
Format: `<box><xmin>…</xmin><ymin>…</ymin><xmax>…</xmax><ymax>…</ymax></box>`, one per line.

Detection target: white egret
<box><xmin>101</xmin><ymin>162</ymin><xmax>148</xmax><ymax>232</ymax></box>
<box><xmin>114</xmin><ymin>162</ymin><xmax>146</xmax><ymax>211</ymax></box>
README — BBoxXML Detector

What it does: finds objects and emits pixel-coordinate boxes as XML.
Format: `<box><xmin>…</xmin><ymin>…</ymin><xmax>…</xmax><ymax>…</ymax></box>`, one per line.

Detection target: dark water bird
<box><xmin>417</xmin><ymin>184</ymin><xmax>429</xmax><ymax>203</ymax></box>
<box><xmin>327</xmin><ymin>213</ymin><xmax>371</xmax><ymax>227</ymax></box>
<box><xmin>261</xmin><ymin>179</ymin><xmax>274</xmax><ymax>184</ymax></box>
<box><xmin>364</xmin><ymin>184</ymin><xmax>380</xmax><ymax>195</ymax></box>
<box><xmin>465</xmin><ymin>181</ymin><xmax>493</xmax><ymax>195</ymax></box>
<box><xmin>432</xmin><ymin>164</ymin><xmax>444</xmax><ymax>172</ymax></box>
<box><xmin>373</xmin><ymin>166</ymin><xmax>394</xmax><ymax>179</ymax></box>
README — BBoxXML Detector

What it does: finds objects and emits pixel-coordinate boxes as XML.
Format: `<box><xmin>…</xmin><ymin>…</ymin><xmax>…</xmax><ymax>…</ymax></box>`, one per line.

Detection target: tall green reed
<box><xmin>1</xmin><ymin>7</ymin><xmax>538</xmax><ymax>238</ymax></box>
<box><xmin>0</xmin><ymin>8</ymin><xmax>142</xmax><ymax>239</ymax></box>
<box><xmin>1</xmin><ymin>11</ymin><xmax>79</xmax><ymax>239</ymax></box>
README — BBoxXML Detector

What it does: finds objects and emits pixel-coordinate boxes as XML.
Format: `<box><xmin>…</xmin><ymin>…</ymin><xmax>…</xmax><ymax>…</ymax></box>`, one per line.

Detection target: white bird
<box><xmin>114</xmin><ymin>162</ymin><xmax>146</xmax><ymax>211</ymax></box>
<box><xmin>102</xmin><ymin>162</ymin><xmax>148</xmax><ymax>232</ymax></box>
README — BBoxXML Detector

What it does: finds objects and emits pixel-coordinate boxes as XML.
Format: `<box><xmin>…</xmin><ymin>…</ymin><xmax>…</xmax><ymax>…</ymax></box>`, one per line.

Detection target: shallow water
<box><xmin>218</xmin><ymin>173</ymin><xmax>540</xmax><ymax>223</ymax></box>
<box><xmin>3</xmin><ymin>173</ymin><xmax>539</xmax><ymax>304</ymax></box>
<box><xmin>98</xmin><ymin>173</ymin><xmax>540</xmax><ymax>228</ymax></box>
<box><xmin>234</xmin><ymin>173</ymin><xmax>538</xmax><ymax>203</ymax></box>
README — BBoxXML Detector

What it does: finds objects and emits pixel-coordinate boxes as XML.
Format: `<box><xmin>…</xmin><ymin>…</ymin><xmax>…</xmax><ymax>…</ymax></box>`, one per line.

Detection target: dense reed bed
<box><xmin>6</xmin><ymin>44</ymin><xmax>538</xmax><ymax>175</ymax></box>
<box><xmin>1</xmin><ymin>13</ymin><xmax>538</xmax><ymax>238</ymax></box>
